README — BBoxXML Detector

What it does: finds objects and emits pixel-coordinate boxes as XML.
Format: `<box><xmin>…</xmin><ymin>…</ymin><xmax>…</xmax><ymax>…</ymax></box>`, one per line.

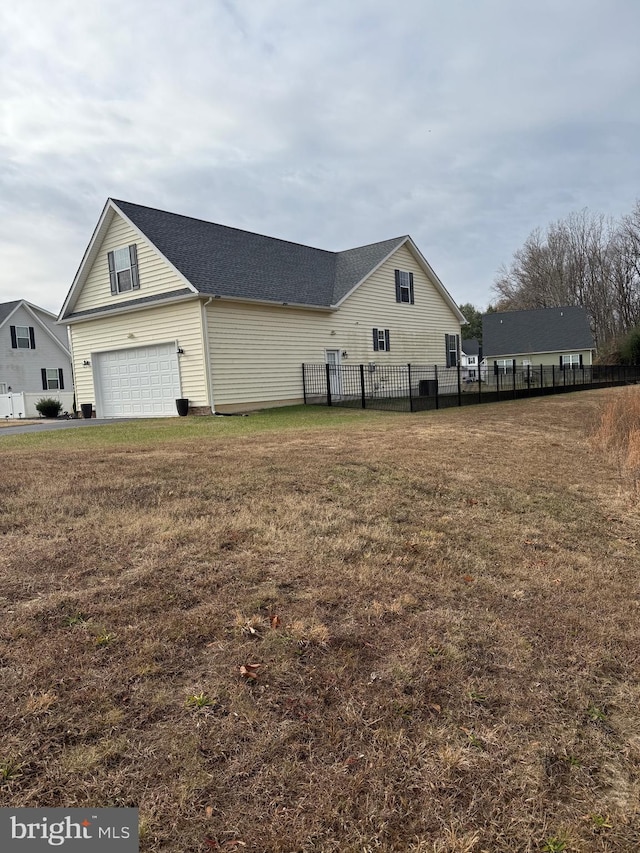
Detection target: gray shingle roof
<box><xmin>0</xmin><ymin>300</ymin><xmax>22</xmax><ymax>325</ymax></box>
<box><xmin>112</xmin><ymin>200</ymin><xmax>406</xmax><ymax>308</ymax></box>
<box><xmin>482</xmin><ymin>306</ymin><xmax>595</xmax><ymax>357</ymax></box>
<box><xmin>462</xmin><ymin>338</ymin><xmax>480</xmax><ymax>356</ymax></box>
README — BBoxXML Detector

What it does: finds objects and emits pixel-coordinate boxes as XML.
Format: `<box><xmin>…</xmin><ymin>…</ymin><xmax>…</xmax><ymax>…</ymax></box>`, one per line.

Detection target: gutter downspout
<box><xmin>201</xmin><ymin>297</ymin><xmax>216</xmax><ymax>414</ymax></box>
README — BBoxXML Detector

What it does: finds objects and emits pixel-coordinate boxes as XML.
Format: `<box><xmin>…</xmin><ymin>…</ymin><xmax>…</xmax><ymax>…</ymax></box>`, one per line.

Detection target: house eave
<box><xmin>483</xmin><ymin>346</ymin><xmax>595</xmax><ymax>359</ymax></box>
<box><xmin>206</xmin><ymin>294</ymin><xmax>332</xmax><ymax>312</ymax></box>
<box><xmin>60</xmin><ymin>291</ymin><xmax>201</xmax><ymax>325</ymax></box>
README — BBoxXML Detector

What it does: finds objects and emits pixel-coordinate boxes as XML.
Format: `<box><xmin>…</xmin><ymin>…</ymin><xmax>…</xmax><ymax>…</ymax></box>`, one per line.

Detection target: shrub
<box><xmin>35</xmin><ymin>398</ymin><xmax>62</xmax><ymax>418</ymax></box>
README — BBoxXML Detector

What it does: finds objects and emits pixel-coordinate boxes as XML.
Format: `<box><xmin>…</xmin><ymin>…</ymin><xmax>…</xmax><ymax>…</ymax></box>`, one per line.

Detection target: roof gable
<box><xmin>60</xmin><ymin>199</ymin><xmax>464</xmax><ymax>320</ymax></box>
<box><xmin>482</xmin><ymin>306</ymin><xmax>595</xmax><ymax>357</ymax></box>
<box><xmin>0</xmin><ymin>299</ymin><xmax>70</xmax><ymax>354</ymax></box>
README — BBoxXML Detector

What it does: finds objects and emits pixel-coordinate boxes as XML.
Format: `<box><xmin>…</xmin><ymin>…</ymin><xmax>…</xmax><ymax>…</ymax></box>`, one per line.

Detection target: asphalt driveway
<box><xmin>0</xmin><ymin>418</ymin><xmax>135</xmax><ymax>436</ymax></box>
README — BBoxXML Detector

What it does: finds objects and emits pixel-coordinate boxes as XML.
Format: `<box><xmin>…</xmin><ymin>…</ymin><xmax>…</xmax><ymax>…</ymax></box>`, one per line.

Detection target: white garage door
<box><xmin>95</xmin><ymin>343</ymin><xmax>182</xmax><ymax>418</ymax></box>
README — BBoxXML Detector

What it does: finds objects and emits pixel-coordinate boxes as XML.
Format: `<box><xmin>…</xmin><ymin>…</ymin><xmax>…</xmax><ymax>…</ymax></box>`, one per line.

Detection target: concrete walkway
<box><xmin>0</xmin><ymin>418</ymin><xmax>134</xmax><ymax>436</ymax></box>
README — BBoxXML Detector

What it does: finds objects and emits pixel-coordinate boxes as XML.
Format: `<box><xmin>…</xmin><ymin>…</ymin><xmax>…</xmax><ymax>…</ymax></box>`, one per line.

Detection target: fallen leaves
<box><xmin>239</xmin><ymin>663</ymin><xmax>261</xmax><ymax>680</ymax></box>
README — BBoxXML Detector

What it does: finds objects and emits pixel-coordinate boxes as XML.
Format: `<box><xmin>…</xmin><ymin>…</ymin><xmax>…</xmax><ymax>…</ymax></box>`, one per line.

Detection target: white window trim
<box><xmin>398</xmin><ymin>270</ymin><xmax>411</xmax><ymax>303</ymax></box>
<box><xmin>113</xmin><ymin>246</ymin><xmax>134</xmax><ymax>293</ymax></box>
<box><xmin>16</xmin><ymin>325</ymin><xmax>31</xmax><ymax>349</ymax></box>
<box><xmin>562</xmin><ymin>353</ymin><xmax>580</xmax><ymax>367</ymax></box>
<box><xmin>45</xmin><ymin>368</ymin><xmax>61</xmax><ymax>390</ymax></box>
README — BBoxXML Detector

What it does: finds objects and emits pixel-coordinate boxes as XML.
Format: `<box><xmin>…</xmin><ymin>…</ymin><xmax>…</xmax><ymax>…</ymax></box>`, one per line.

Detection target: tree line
<box><xmin>490</xmin><ymin>202</ymin><xmax>640</xmax><ymax>358</ymax></box>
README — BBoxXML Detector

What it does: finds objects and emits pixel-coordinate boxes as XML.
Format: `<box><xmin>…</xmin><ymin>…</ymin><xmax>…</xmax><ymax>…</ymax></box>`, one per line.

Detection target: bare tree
<box><xmin>492</xmin><ymin>205</ymin><xmax>640</xmax><ymax>350</ymax></box>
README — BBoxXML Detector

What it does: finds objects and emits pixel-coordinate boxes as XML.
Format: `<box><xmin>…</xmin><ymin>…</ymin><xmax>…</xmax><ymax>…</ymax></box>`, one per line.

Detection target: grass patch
<box><xmin>1</xmin><ymin>390</ymin><xmax>639</xmax><ymax>851</ymax></box>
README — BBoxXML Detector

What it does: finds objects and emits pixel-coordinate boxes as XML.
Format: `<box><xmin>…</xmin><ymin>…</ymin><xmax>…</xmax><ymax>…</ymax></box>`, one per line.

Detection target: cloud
<box><xmin>1</xmin><ymin>0</ymin><xmax>640</xmax><ymax>314</ymax></box>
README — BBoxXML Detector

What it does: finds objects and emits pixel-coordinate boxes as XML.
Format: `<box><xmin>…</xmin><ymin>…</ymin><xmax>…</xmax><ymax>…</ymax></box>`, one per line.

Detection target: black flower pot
<box><xmin>176</xmin><ymin>398</ymin><xmax>189</xmax><ymax>417</ymax></box>
<box><xmin>81</xmin><ymin>403</ymin><xmax>93</xmax><ymax>419</ymax></box>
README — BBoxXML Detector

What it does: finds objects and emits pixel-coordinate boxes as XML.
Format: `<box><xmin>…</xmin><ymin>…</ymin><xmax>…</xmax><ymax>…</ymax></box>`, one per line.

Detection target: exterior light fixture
<box><xmin>83</xmin><ymin>360</ymin><xmax>91</xmax><ymax>367</ymax></box>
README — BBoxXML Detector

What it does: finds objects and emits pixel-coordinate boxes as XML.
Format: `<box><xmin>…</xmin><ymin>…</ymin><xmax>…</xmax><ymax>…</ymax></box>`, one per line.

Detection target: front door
<box><xmin>325</xmin><ymin>349</ymin><xmax>341</xmax><ymax>399</ymax></box>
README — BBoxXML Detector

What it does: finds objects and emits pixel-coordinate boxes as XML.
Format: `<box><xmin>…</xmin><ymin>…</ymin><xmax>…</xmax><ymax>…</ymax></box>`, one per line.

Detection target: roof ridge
<box><xmin>111</xmin><ymin>198</ymin><xmax>338</xmax><ymax>256</ymax></box>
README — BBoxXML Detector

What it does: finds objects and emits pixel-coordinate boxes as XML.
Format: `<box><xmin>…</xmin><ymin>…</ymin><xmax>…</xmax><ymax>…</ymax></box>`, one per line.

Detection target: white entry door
<box><xmin>325</xmin><ymin>349</ymin><xmax>341</xmax><ymax>398</ymax></box>
<box><xmin>95</xmin><ymin>343</ymin><xmax>182</xmax><ymax>418</ymax></box>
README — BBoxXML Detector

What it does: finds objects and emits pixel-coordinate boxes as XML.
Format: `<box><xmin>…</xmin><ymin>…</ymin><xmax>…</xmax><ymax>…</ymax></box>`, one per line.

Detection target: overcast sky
<box><xmin>2</xmin><ymin>0</ymin><xmax>640</xmax><ymax>316</ymax></box>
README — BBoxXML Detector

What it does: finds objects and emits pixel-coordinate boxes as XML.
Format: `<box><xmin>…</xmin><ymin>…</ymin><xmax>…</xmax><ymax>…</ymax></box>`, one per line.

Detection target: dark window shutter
<box><xmin>372</xmin><ymin>328</ymin><xmax>379</xmax><ymax>351</ymax></box>
<box><xmin>512</xmin><ymin>359</ymin><xmax>516</xmax><ymax>372</ymax></box>
<box><xmin>10</xmin><ymin>325</ymin><xmax>17</xmax><ymax>348</ymax></box>
<box><xmin>29</xmin><ymin>327</ymin><xmax>36</xmax><ymax>349</ymax></box>
<box><xmin>493</xmin><ymin>360</ymin><xmax>498</xmax><ymax>375</ymax></box>
<box><xmin>129</xmin><ymin>244</ymin><xmax>140</xmax><ymax>290</ymax></box>
<box><xmin>445</xmin><ymin>334</ymin><xmax>451</xmax><ymax>367</ymax></box>
<box><xmin>579</xmin><ymin>354</ymin><xmax>583</xmax><ymax>367</ymax></box>
<box><xmin>384</xmin><ymin>329</ymin><xmax>390</xmax><ymax>352</ymax></box>
<box><xmin>41</xmin><ymin>368</ymin><xmax>48</xmax><ymax>390</ymax></box>
<box><xmin>409</xmin><ymin>272</ymin><xmax>414</xmax><ymax>304</ymax></box>
<box><xmin>107</xmin><ymin>251</ymin><xmax>117</xmax><ymax>294</ymax></box>
<box><xmin>394</xmin><ymin>270</ymin><xmax>401</xmax><ymax>302</ymax></box>
<box><xmin>559</xmin><ymin>355</ymin><xmax>564</xmax><ymax>371</ymax></box>
<box><xmin>58</xmin><ymin>369</ymin><xmax>64</xmax><ymax>390</ymax></box>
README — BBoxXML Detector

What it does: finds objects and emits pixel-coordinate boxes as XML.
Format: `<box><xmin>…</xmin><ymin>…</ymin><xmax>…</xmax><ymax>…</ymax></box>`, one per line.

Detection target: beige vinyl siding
<box><xmin>208</xmin><ymin>244</ymin><xmax>461</xmax><ymax>409</ymax></box>
<box><xmin>490</xmin><ymin>350</ymin><xmax>593</xmax><ymax>367</ymax></box>
<box><xmin>70</xmin><ymin>300</ymin><xmax>208</xmax><ymax>408</ymax></box>
<box><xmin>73</xmin><ymin>212</ymin><xmax>190</xmax><ymax>314</ymax></box>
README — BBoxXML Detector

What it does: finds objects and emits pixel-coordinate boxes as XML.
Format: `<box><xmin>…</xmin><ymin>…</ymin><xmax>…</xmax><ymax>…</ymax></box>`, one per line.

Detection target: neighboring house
<box><xmin>58</xmin><ymin>199</ymin><xmax>466</xmax><ymax>417</ymax></box>
<box><xmin>0</xmin><ymin>300</ymin><xmax>74</xmax><ymax>418</ymax></box>
<box><xmin>461</xmin><ymin>338</ymin><xmax>481</xmax><ymax>381</ymax></box>
<box><xmin>481</xmin><ymin>306</ymin><xmax>595</xmax><ymax>375</ymax></box>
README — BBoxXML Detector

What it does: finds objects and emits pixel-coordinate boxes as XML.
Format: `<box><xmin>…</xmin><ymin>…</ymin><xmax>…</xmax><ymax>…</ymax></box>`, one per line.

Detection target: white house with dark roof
<box><xmin>461</xmin><ymin>338</ymin><xmax>481</xmax><ymax>381</ymax></box>
<box><xmin>481</xmin><ymin>306</ymin><xmax>595</xmax><ymax>375</ymax></box>
<box><xmin>0</xmin><ymin>300</ymin><xmax>74</xmax><ymax>418</ymax></box>
<box><xmin>59</xmin><ymin>199</ymin><xmax>466</xmax><ymax>416</ymax></box>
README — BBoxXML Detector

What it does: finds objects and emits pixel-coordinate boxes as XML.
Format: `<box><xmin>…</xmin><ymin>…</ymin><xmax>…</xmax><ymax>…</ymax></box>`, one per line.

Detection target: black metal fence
<box><xmin>302</xmin><ymin>362</ymin><xmax>640</xmax><ymax>413</ymax></box>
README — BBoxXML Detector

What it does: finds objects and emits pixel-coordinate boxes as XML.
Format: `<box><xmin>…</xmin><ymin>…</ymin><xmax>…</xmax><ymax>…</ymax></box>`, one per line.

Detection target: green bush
<box><xmin>35</xmin><ymin>397</ymin><xmax>63</xmax><ymax>418</ymax></box>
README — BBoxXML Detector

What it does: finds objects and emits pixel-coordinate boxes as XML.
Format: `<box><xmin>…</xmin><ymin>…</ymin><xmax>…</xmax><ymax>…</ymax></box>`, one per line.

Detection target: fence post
<box><xmin>408</xmin><ymin>364</ymin><xmax>413</xmax><ymax>413</ymax></box>
<box><xmin>325</xmin><ymin>362</ymin><xmax>332</xmax><ymax>406</ymax></box>
<box><xmin>496</xmin><ymin>368</ymin><xmax>500</xmax><ymax>400</ymax></box>
<box><xmin>302</xmin><ymin>364</ymin><xmax>307</xmax><ymax>404</ymax></box>
<box><xmin>552</xmin><ymin>364</ymin><xmax>555</xmax><ymax>390</ymax></box>
<box><xmin>512</xmin><ymin>363</ymin><xmax>517</xmax><ymax>398</ymax></box>
<box><xmin>434</xmin><ymin>365</ymin><xmax>439</xmax><ymax>410</ymax></box>
<box><xmin>527</xmin><ymin>364</ymin><xmax>531</xmax><ymax>394</ymax></box>
<box><xmin>360</xmin><ymin>364</ymin><xmax>366</xmax><ymax>410</ymax></box>
<box><xmin>457</xmin><ymin>360</ymin><xmax>462</xmax><ymax>407</ymax></box>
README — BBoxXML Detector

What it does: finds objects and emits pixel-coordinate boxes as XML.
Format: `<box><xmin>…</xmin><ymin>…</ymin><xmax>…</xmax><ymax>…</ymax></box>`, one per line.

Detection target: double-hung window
<box><xmin>445</xmin><ymin>333</ymin><xmax>459</xmax><ymax>367</ymax></box>
<box><xmin>560</xmin><ymin>353</ymin><xmax>581</xmax><ymax>369</ymax></box>
<box><xmin>41</xmin><ymin>368</ymin><xmax>64</xmax><ymax>390</ymax></box>
<box><xmin>108</xmin><ymin>245</ymin><xmax>140</xmax><ymax>294</ymax></box>
<box><xmin>372</xmin><ymin>328</ymin><xmax>390</xmax><ymax>352</ymax></box>
<box><xmin>394</xmin><ymin>270</ymin><xmax>414</xmax><ymax>304</ymax></box>
<box><xmin>10</xmin><ymin>325</ymin><xmax>35</xmax><ymax>349</ymax></box>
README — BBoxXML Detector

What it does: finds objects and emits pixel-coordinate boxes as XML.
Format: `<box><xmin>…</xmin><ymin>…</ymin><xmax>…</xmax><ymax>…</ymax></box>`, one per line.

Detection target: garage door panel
<box><xmin>95</xmin><ymin>343</ymin><xmax>181</xmax><ymax>418</ymax></box>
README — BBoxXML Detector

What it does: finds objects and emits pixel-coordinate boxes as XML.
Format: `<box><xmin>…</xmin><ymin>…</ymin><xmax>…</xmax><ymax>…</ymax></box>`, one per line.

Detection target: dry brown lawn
<box><xmin>1</xmin><ymin>389</ymin><xmax>639</xmax><ymax>852</ymax></box>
